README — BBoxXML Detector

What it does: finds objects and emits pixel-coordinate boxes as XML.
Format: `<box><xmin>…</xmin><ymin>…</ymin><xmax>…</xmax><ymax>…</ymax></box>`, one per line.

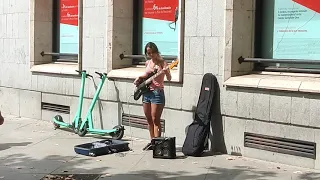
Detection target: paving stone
<box><xmin>0</xmin><ymin>117</ymin><xmax>320</xmax><ymax>180</ymax></box>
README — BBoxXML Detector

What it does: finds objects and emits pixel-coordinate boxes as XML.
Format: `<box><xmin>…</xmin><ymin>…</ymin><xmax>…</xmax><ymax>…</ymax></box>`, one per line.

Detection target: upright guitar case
<box><xmin>182</xmin><ymin>73</ymin><xmax>217</xmax><ymax>156</ymax></box>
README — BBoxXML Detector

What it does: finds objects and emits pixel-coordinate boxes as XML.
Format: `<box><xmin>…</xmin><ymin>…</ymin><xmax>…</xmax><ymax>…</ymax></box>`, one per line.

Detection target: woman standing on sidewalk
<box><xmin>0</xmin><ymin>111</ymin><xmax>4</xmax><ymax>125</ymax></box>
<box><xmin>133</xmin><ymin>42</ymin><xmax>172</xmax><ymax>151</ymax></box>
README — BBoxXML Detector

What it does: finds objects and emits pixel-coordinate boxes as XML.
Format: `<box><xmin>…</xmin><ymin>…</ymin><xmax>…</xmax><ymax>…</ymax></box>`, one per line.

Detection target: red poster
<box><xmin>60</xmin><ymin>0</ymin><xmax>79</xmax><ymax>26</ymax></box>
<box><xmin>293</xmin><ymin>0</ymin><xmax>320</xmax><ymax>13</ymax></box>
<box><xmin>143</xmin><ymin>0</ymin><xmax>179</xmax><ymax>22</ymax></box>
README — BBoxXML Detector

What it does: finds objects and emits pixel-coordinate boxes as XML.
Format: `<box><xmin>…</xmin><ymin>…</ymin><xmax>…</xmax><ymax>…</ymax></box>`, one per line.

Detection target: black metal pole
<box><xmin>119</xmin><ymin>53</ymin><xmax>177</xmax><ymax>60</ymax></box>
<box><xmin>40</xmin><ymin>51</ymin><xmax>78</xmax><ymax>57</ymax></box>
<box><xmin>238</xmin><ymin>56</ymin><xmax>320</xmax><ymax>65</ymax></box>
<box><xmin>263</xmin><ymin>67</ymin><xmax>320</xmax><ymax>74</ymax></box>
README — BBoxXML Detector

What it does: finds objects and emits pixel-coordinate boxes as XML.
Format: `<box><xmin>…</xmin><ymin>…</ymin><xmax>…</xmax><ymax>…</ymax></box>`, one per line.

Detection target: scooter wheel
<box><xmin>110</xmin><ymin>125</ymin><xmax>124</xmax><ymax>140</ymax></box>
<box><xmin>53</xmin><ymin>115</ymin><xmax>63</xmax><ymax>130</ymax></box>
<box><xmin>77</xmin><ymin>121</ymin><xmax>88</xmax><ymax>137</ymax></box>
<box><xmin>72</xmin><ymin>122</ymin><xmax>78</xmax><ymax>134</ymax></box>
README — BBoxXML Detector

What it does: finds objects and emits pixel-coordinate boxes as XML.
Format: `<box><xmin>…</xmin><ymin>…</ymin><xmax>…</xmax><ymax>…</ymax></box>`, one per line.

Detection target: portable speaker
<box><xmin>152</xmin><ymin>137</ymin><xmax>176</xmax><ymax>159</ymax></box>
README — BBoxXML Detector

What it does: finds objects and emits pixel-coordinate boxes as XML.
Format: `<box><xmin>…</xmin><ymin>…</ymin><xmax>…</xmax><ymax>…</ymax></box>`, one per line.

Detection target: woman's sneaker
<box><xmin>142</xmin><ymin>142</ymin><xmax>153</xmax><ymax>151</ymax></box>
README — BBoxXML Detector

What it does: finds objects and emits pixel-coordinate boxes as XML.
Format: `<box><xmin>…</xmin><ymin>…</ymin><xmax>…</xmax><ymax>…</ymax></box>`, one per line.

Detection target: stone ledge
<box><xmin>224</xmin><ymin>72</ymin><xmax>320</xmax><ymax>93</ymax></box>
<box><xmin>107</xmin><ymin>66</ymin><xmax>181</xmax><ymax>82</ymax></box>
<box><xmin>30</xmin><ymin>62</ymin><xmax>79</xmax><ymax>75</ymax></box>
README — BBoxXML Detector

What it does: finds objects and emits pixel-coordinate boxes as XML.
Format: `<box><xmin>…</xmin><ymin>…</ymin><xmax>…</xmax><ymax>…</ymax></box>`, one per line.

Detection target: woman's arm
<box><xmin>138</xmin><ymin>72</ymin><xmax>148</xmax><ymax>79</ymax></box>
<box><xmin>134</xmin><ymin>60</ymin><xmax>149</xmax><ymax>85</ymax></box>
<box><xmin>134</xmin><ymin>72</ymin><xmax>148</xmax><ymax>85</ymax></box>
<box><xmin>163</xmin><ymin>61</ymin><xmax>172</xmax><ymax>81</ymax></box>
<box><xmin>139</xmin><ymin>60</ymin><xmax>150</xmax><ymax>79</ymax></box>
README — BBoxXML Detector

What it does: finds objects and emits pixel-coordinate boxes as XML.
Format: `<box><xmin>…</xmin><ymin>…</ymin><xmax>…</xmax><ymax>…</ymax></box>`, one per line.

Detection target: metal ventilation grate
<box><xmin>122</xmin><ymin>113</ymin><xmax>165</xmax><ymax>132</ymax></box>
<box><xmin>41</xmin><ymin>102</ymin><xmax>70</xmax><ymax>114</ymax></box>
<box><xmin>244</xmin><ymin>132</ymin><xmax>316</xmax><ymax>159</ymax></box>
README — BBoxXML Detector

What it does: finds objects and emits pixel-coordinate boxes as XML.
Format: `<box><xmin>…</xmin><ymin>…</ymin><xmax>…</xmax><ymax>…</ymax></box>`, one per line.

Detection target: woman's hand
<box><xmin>135</xmin><ymin>72</ymin><xmax>149</xmax><ymax>85</ymax></box>
<box><xmin>134</xmin><ymin>76</ymin><xmax>145</xmax><ymax>86</ymax></box>
<box><xmin>133</xmin><ymin>77</ymin><xmax>141</xmax><ymax>86</ymax></box>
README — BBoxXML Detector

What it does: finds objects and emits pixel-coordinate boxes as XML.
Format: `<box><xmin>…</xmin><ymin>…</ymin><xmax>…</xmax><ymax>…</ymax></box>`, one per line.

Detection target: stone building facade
<box><xmin>1</xmin><ymin>0</ymin><xmax>320</xmax><ymax>169</ymax></box>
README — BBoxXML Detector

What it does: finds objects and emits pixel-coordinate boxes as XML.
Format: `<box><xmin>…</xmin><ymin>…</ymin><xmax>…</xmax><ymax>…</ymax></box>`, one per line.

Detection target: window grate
<box><xmin>244</xmin><ymin>132</ymin><xmax>316</xmax><ymax>159</ymax></box>
<box><xmin>41</xmin><ymin>102</ymin><xmax>70</xmax><ymax>114</ymax></box>
<box><xmin>122</xmin><ymin>113</ymin><xmax>165</xmax><ymax>132</ymax></box>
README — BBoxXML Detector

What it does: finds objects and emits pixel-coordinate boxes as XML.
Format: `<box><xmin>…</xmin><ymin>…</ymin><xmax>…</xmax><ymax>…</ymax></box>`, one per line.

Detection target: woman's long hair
<box><xmin>144</xmin><ymin>42</ymin><xmax>160</xmax><ymax>56</ymax></box>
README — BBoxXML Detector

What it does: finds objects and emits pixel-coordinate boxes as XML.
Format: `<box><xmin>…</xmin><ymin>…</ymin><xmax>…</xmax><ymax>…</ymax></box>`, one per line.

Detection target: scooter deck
<box><xmin>86</xmin><ymin>128</ymin><xmax>119</xmax><ymax>134</ymax></box>
<box><xmin>52</xmin><ymin>119</ymin><xmax>73</xmax><ymax>128</ymax></box>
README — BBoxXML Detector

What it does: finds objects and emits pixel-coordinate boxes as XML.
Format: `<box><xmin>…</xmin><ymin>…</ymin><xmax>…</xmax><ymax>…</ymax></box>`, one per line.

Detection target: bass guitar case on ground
<box><xmin>182</xmin><ymin>73</ymin><xmax>217</xmax><ymax>157</ymax></box>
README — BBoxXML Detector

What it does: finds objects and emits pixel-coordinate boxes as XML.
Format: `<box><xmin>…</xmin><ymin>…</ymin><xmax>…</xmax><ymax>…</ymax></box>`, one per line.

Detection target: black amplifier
<box><xmin>151</xmin><ymin>137</ymin><xmax>176</xmax><ymax>159</ymax></box>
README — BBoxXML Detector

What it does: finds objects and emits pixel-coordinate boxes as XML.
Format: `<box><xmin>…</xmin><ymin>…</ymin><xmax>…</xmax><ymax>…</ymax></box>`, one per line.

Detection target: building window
<box><xmin>53</xmin><ymin>0</ymin><xmax>79</xmax><ymax>63</ymax></box>
<box><xmin>255</xmin><ymin>0</ymin><xmax>320</xmax><ymax>72</ymax></box>
<box><xmin>107</xmin><ymin>0</ymin><xmax>182</xmax><ymax>82</ymax></box>
<box><xmin>132</xmin><ymin>0</ymin><xmax>180</xmax><ymax>65</ymax></box>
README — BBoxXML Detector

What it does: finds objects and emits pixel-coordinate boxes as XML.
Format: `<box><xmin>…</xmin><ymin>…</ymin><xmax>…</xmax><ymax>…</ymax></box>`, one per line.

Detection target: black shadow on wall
<box><xmin>210</xmin><ymin>78</ymin><xmax>227</xmax><ymax>154</ymax></box>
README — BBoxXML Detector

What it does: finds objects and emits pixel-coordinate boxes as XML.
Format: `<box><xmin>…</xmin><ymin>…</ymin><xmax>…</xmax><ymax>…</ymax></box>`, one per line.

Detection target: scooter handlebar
<box><xmin>95</xmin><ymin>72</ymin><xmax>103</xmax><ymax>77</ymax></box>
<box><xmin>75</xmin><ymin>70</ymin><xmax>87</xmax><ymax>74</ymax></box>
<box><xmin>75</xmin><ymin>70</ymin><xmax>93</xmax><ymax>78</ymax></box>
<box><xmin>95</xmin><ymin>72</ymin><xmax>108</xmax><ymax>79</ymax></box>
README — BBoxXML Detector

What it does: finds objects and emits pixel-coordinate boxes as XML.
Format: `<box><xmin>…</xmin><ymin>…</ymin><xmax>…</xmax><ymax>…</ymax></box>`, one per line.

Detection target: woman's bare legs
<box><xmin>143</xmin><ymin>103</ymin><xmax>154</xmax><ymax>139</ymax></box>
<box><xmin>151</xmin><ymin>104</ymin><xmax>164</xmax><ymax>137</ymax></box>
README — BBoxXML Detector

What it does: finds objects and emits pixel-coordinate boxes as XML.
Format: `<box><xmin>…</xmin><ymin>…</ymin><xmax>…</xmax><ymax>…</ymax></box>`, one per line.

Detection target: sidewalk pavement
<box><xmin>1</xmin><ymin>116</ymin><xmax>320</xmax><ymax>180</ymax></box>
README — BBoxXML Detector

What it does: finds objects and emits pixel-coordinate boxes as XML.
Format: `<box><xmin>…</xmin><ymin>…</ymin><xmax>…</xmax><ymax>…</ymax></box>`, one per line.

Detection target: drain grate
<box><xmin>122</xmin><ymin>113</ymin><xmax>165</xmax><ymax>132</ymax></box>
<box><xmin>41</xmin><ymin>174</ymin><xmax>102</xmax><ymax>180</ymax></box>
<box><xmin>244</xmin><ymin>132</ymin><xmax>316</xmax><ymax>159</ymax></box>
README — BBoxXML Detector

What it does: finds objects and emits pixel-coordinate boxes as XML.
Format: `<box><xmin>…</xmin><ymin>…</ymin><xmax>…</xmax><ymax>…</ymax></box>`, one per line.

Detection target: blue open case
<box><xmin>74</xmin><ymin>139</ymin><xmax>130</xmax><ymax>157</ymax></box>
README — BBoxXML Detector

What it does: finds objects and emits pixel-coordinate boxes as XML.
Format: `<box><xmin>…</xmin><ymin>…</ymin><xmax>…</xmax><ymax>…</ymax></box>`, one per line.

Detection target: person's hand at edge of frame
<box><xmin>0</xmin><ymin>111</ymin><xmax>4</xmax><ymax>126</ymax></box>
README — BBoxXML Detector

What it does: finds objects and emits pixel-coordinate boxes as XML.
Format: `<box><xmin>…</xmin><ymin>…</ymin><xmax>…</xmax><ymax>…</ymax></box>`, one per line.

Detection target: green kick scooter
<box><xmin>77</xmin><ymin>72</ymin><xmax>125</xmax><ymax>140</ymax></box>
<box><xmin>52</xmin><ymin>70</ymin><xmax>92</xmax><ymax>133</ymax></box>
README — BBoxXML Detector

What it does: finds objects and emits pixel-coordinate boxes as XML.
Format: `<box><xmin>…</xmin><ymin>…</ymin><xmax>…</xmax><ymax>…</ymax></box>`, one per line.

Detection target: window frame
<box><xmin>253</xmin><ymin>0</ymin><xmax>320</xmax><ymax>74</ymax></box>
<box><xmin>52</xmin><ymin>0</ymin><xmax>78</xmax><ymax>63</ymax></box>
<box><xmin>132</xmin><ymin>0</ymin><xmax>144</xmax><ymax>65</ymax></box>
<box><xmin>131</xmin><ymin>0</ymin><xmax>180</xmax><ymax>66</ymax></box>
<box><xmin>107</xmin><ymin>0</ymin><xmax>183</xmax><ymax>83</ymax></box>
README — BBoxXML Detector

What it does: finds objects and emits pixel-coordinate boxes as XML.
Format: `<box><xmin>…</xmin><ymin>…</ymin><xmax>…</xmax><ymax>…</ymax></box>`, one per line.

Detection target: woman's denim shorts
<box><xmin>142</xmin><ymin>88</ymin><xmax>165</xmax><ymax>105</ymax></box>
